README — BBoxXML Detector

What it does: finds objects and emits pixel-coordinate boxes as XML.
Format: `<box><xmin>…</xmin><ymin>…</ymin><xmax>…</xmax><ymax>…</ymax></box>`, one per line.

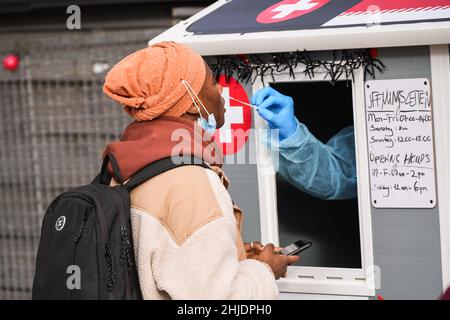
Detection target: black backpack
<box><xmin>32</xmin><ymin>155</ymin><xmax>207</xmax><ymax>300</ymax></box>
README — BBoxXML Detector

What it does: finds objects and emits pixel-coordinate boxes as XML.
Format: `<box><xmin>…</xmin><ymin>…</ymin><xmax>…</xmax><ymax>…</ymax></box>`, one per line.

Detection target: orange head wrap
<box><xmin>103</xmin><ymin>41</ymin><xmax>206</xmax><ymax>121</ymax></box>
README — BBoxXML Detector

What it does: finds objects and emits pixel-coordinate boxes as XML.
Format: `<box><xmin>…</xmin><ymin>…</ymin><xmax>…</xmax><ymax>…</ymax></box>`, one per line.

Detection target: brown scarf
<box><xmin>103</xmin><ymin>116</ymin><xmax>223</xmax><ymax>181</ymax></box>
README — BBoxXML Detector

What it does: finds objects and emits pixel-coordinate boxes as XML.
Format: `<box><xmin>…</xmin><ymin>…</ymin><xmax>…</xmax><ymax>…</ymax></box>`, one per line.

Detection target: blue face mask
<box><xmin>197</xmin><ymin>113</ymin><xmax>217</xmax><ymax>136</ymax></box>
<box><xmin>181</xmin><ymin>79</ymin><xmax>217</xmax><ymax>135</ymax></box>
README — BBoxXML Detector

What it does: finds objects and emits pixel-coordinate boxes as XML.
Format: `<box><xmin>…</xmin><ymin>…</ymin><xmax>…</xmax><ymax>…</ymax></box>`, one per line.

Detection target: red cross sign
<box><xmin>257</xmin><ymin>0</ymin><xmax>331</xmax><ymax>24</ymax></box>
<box><xmin>214</xmin><ymin>75</ymin><xmax>252</xmax><ymax>155</ymax></box>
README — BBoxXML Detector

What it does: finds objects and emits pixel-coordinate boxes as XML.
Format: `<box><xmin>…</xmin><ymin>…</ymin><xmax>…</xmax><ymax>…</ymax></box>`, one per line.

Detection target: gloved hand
<box><xmin>251</xmin><ymin>87</ymin><xmax>297</xmax><ymax>141</ymax></box>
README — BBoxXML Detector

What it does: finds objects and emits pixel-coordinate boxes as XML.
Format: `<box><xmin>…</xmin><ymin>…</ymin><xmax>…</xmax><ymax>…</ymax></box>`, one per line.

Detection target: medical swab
<box><xmin>228</xmin><ymin>96</ymin><xmax>259</xmax><ymax>109</ymax></box>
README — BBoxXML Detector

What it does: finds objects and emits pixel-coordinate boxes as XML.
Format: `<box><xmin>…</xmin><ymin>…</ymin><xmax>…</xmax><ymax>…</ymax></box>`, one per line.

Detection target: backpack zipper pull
<box><xmin>73</xmin><ymin>212</ymin><xmax>89</xmax><ymax>243</ymax></box>
<box><xmin>120</xmin><ymin>225</ymin><xmax>133</xmax><ymax>272</ymax></box>
<box><xmin>105</xmin><ymin>244</ymin><xmax>116</xmax><ymax>291</ymax></box>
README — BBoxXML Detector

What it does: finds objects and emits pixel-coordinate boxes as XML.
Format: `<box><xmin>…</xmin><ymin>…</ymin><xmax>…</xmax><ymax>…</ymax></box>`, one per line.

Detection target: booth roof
<box><xmin>149</xmin><ymin>0</ymin><xmax>450</xmax><ymax>55</ymax></box>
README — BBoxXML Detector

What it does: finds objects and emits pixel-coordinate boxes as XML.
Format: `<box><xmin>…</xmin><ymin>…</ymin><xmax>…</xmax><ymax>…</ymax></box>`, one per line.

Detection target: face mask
<box><xmin>181</xmin><ymin>79</ymin><xmax>217</xmax><ymax>135</ymax></box>
<box><xmin>197</xmin><ymin>113</ymin><xmax>217</xmax><ymax>136</ymax></box>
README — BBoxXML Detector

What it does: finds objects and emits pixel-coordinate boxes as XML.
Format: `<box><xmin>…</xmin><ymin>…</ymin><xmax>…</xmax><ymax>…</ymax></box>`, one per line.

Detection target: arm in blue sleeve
<box><xmin>267</xmin><ymin>119</ymin><xmax>357</xmax><ymax>200</ymax></box>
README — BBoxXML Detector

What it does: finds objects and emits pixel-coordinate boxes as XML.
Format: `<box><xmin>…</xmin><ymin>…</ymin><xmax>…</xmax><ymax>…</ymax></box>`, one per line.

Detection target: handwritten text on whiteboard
<box><xmin>365</xmin><ymin>78</ymin><xmax>436</xmax><ymax>208</ymax></box>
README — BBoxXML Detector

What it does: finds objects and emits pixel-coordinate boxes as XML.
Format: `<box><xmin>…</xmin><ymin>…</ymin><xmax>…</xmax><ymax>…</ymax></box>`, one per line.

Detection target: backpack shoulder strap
<box><xmin>90</xmin><ymin>154</ymin><xmax>123</xmax><ymax>185</ymax></box>
<box><xmin>123</xmin><ymin>156</ymin><xmax>209</xmax><ymax>192</ymax></box>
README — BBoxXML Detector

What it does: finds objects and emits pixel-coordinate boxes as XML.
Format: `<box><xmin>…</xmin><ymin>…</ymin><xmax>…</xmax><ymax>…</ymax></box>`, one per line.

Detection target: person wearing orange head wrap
<box><xmin>102</xmin><ymin>41</ymin><xmax>226</xmax><ymax>179</ymax></box>
<box><xmin>103</xmin><ymin>41</ymin><xmax>206</xmax><ymax>121</ymax></box>
<box><xmin>100</xmin><ymin>41</ymin><xmax>294</xmax><ymax>300</ymax></box>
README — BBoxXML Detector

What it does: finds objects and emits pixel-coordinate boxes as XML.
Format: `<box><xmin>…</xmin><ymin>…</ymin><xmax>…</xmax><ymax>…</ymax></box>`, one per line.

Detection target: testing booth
<box><xmin>149</xmin><ymin>0</ymin><xmax>450</xmax><ymax>299</ymax></box>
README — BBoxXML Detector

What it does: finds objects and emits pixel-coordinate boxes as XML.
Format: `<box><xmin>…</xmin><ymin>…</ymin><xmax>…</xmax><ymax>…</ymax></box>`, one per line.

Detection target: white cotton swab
<box><xmin>229</xmin><ymin>96</ymin><xmax>259</xmax><ymax>109</ymax></box>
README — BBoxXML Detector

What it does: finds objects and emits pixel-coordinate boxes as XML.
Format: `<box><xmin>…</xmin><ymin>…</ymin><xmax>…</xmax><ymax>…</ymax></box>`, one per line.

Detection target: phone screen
<box><xmin>281</xmin><ymin>240</ymin><xmax>312</xmax><ymax>256</ymax></box>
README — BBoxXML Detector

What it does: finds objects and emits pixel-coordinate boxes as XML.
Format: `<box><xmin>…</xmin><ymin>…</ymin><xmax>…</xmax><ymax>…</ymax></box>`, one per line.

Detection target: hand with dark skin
<box><xmin>244</xmin><ymin>241</ymin><xmax>265</xmax><ymax>259</ymax></box>
<box><xmin>244</xmin><ymin>242</ymin><xmax>300</xmax><ymax>280</ymax></box>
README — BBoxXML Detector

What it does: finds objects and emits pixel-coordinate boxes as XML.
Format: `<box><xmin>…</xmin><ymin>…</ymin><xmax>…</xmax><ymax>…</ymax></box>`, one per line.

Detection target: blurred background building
<box><xmin>0</xmin><ymin>0</ymin><xmax>214</xmax><ymax>299</ymax></box>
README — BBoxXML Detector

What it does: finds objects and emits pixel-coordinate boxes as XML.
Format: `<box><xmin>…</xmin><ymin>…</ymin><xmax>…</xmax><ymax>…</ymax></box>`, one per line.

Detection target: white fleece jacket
<box><xmin>126</xmin><ymin>165</ymin><xmax>279</xmax><ymax>300</ymax></box>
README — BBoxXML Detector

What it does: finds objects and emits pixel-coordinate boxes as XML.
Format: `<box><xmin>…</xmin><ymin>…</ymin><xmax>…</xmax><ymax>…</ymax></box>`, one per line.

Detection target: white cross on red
<box><xmin>219</xmin><ymin>87</ymin><xmax>244</xmax><ymax>143</ymax></box>
<box><xmin>272</xmin><ymin>0</ymin><xmax>319</xmax><ymax>19</ymax></box>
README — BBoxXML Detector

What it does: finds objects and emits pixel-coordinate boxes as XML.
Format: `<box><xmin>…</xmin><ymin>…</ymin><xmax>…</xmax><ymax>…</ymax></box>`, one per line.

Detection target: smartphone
<box><xmin>280</xmin><ymin>240</ymin><xmax>312</xmax><ymax>256</ymax></box>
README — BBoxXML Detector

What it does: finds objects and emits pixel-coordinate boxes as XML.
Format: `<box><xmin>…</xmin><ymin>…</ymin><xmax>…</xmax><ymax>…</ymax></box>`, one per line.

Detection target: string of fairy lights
<box><xmin>210</xmin><ymin>49</ymin><xmax>386</xmax><ymax>86</ymax></box>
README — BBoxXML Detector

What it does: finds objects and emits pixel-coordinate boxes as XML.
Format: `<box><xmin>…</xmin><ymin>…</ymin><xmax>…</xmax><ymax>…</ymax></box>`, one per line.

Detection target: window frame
<box><xmin>253</xmin><ymin>65</ymin><xmax>375</xmax><ymax>297</ymax></box>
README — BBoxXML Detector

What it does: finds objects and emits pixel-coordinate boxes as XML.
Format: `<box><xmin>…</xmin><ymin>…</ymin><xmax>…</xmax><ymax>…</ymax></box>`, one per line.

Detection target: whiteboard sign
<box><xmin>365</xmin><ymin>78</ymin><xmax>436</xmax><ymax>208</ymax></box>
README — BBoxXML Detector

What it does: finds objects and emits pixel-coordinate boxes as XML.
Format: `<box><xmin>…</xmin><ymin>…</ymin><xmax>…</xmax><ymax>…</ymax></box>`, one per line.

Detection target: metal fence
<box><xmin>0</xmin><ymin>28</ymin><xmax>164</xmax><ymax>299</ymax></box>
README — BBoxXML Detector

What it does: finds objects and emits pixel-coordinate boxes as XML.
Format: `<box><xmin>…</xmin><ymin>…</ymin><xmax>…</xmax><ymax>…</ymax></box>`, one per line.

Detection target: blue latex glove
<box><xmin>251</xmin><ymin>87</ymin><xmax>297</xmax><ymax>141</ymax></box>
<box><xmin>265</xmin><ymin>120</ymin><xmax>357</xmax><ymax>200</ymax></box>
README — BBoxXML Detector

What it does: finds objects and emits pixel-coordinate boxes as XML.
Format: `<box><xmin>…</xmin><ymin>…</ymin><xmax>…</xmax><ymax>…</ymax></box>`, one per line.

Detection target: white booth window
<box><xmin>273</xmin><ymin>80</ymin><xmax>361</xmax><ymax>269</ymax></box>
<box><xmin>254</xmin><ymin>66</ymin><xmax>375</xmax><ymax>297</ymax></box>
